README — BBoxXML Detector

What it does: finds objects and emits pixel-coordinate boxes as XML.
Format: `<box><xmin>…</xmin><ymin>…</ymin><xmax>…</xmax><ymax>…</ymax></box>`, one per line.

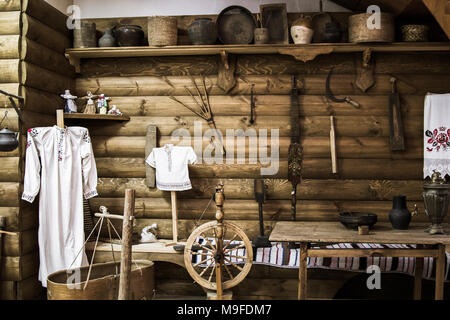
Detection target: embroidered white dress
<box><xmin>22</xmin><ymin>126</ymin><xmax>98</xmax><ymax>287</ymax></box>
<box><xmin>146</xmin><ymin>144</ymin><xmax>197</xmax><ymax>191</ymax></box>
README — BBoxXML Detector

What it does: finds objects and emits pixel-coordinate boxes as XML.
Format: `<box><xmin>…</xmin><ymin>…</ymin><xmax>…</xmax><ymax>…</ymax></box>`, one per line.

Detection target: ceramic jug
<box><xmin>389</xmin><ymin>195</ymin><xmax>411</xmax><ymax>230</ymax></box>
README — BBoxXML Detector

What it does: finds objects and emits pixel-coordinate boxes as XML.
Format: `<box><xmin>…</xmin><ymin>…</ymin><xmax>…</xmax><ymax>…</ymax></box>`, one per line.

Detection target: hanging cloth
<box><xmin>424</xmin><ymin>93</ymin><xmax>450</xmax><ymax>178</ymax></box>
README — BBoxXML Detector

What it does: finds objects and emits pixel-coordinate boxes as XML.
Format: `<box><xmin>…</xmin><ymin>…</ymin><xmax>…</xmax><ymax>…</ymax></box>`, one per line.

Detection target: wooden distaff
<box><xmin>288</xmin><ymin>75</ymin><xmax>303</xmax><ymax>221</ymax></box>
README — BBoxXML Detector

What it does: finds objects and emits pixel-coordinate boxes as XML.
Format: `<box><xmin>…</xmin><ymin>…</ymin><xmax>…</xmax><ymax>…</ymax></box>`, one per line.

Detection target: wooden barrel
<box><xmin>148</xmin><ymin>16</ymin><xmax>177</xmax><ymax>46</ymax></box>
<box><xmin>47</xmin><ymin>260</ymin><xmax>155</xmax><ymax>300</ymax></box>
<box><xmin>348</xmin><ymin>13</ymin><xmax>394</xmax><ymax>43</ymax></box>
<box><xmin>73</xmin><ymin>21</ymin><xmax>97</xmax><ymax>48</ymax></box>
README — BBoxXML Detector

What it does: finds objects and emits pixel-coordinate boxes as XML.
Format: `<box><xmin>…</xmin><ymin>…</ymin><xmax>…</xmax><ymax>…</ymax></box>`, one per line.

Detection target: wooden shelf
<box><xmin>63</xmin><ymin>113</ymin><xmax>130</xmax><ymax>121</ymax></box>
<box><xmin>65</xmin><ymin>42</ymin><xmax>450</xmax><ymax>72</ymax></box>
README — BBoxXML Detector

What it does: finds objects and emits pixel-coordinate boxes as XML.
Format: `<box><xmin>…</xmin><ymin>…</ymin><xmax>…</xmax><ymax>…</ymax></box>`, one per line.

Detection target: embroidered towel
<box><xmin>424</xmin><ymin>93</ymin><xmax>450</xmax><ymax>178</ymax></box>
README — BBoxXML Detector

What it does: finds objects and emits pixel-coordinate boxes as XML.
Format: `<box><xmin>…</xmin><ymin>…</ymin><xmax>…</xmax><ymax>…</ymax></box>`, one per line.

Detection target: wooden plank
<box><xmin>1</xmin><ymin>252</ymin><xmax>39</xmax><ymax>281</ymax></box>
<box><xmin>3</xmin><ymin>229</ymin><xmax>37</xmax><ymax>256</ymax></box>
<box><xmin>0</xmin><ymin>182</ymin><xmax>19</xmax><ymax>206</ymax></box>
<box><xmin>0</xmin><ymin>157</ymin><xmax>19</xmax><ymax>182</ymax></box>
<box><xmin>307</xmin><ymin>249</ymin><xmax>439</xmax><ymax>258</ymax></box>
<box><xmin>145</xmin><ymin>125</ymin><xmax>157</xmax><ymax>188</ymax></box>
<box><xmin>0</xmin><ymin>59</ymin><xmax>20</xmax><ymax>83</ymax></box>
<box><xmin>0</xmin><ymin>11</ymin><xmax>20</xmax><ymax>35</ymax></box>
<box><xmin>85</xmin><ymin>115</ymin><xmax>422</xmax><ymax>138</ymax></box>
<box><xmin>21</xmin><ymin>62</ymin><xmax>74</xmax><ymax>94</ymax></box>
<box><xmin>76</xmin><ymin>74</ymin><xmax>450</xmax><ymax>96</ymax></box>
<box><xmin>0</xmin><ymin>205</ymin><xmax>38</xmax><ymax>232</ymax></box>
<box><xmin>0</xmin><ymin>83</ymin><xmax>19</xmax><ymax>107</ymax></box>
<box><xmin>414</xmin><ymin>257</ymin><xmax>423</xmax><ymax>300</ymax></box>
<box><xmin>97</xmin><ymin>178</ymin><xmax>425</xmax><ymax>201</ymax></box>
<box><xmin>21</xmin><ymin>38</ymin><xmax>75</xmax><ymax>77</ymax></box>
<box><xmin>21</xmin><ymin>87</ymin><xmax>63</xmax><ymax>115</ymax></box>
<box><xmin>0</xmin><ymin>0</ymin><xmax>21</xmax><ymax>11</ymax></box>
<box><xmin>63</xmin><ymin>113</ymin><xmax>130</xmax><ymax>121</ymax></box>
<box><xmin>423</xmin><ymin>0</ymin><xmax>450</xmax><ymax>38</ymax></box>
<box><xmin>0</xmin><ymin>280</ymin><xmax>16</xmax><ymax>299</ymax></box>
<box><xmin>435</xmin><ymin>243</ymin><xmax>446</xmax><ymax>300</ymax></box>
<box><xmin>94</xmin><ymin>158</ymin><xmax>423</xmax><ymax>180</ymax></box>
<box><xmin>22</xmin><ymin>14</ymin><xmax>71</xmax><ymax>54</ymax></box>
<box><xmin>270</xmin><ymin>222</ymin><xmax>450</xmax><ymax>245</ymax></box>
<box><xmin>298</xmin><ymin>243</ymin><xmax>308</xmax><ymax>300</ymax></box>
<box><xmin>22</xmin><ymin>0</ymin><xmax>70</xmax><ymax>37</ymax></box>
<box><xmin>0</xmin><ymin>35</ymin><xmax>20</xmax><ymax>59</ymax></box>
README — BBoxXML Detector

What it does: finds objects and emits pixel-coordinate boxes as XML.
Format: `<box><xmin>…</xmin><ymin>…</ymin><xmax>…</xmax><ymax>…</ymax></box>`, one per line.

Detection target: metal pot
<box><xmin>188</xmin><ymin>18</ymin><xmax>217</xmax><ymax>45</ymax></box>
<box><xmin>113</xmin><ymin>25</ymin><xmax>145</xmax><ymax>47</ymax></box>
<box><xmin>422</xmin><ymin>171</ymin><xmax>450</xmax><ymax>234</ymax></box>
<box><xmin>0</xmin><ymin>127</ymin><xmax>19</xmax><ymax>152</ymax></box>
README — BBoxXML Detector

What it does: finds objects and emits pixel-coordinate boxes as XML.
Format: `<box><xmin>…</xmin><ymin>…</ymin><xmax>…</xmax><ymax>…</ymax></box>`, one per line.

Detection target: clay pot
<box><xmin>322</xmin><ymin>22</ymin><xmax>342</xmax><ymax>43</ymax></box>
<box><xmin>254</xmin><ymin>28</ymin><xmax>269</xmax><ymax>44</ymax></box>
<box><xmin>389</xmin><ymin>195</ymin><xmax>411</xmax><ymax>230</ymax></box>
<box><xmin>291</xmin><ymin>16</ymin><xmax>314</xmax><ymax>44</ymax></box>
<box><xmin>98</xmin><ymin>28</ymin><xmax>117</xmax><ymax>47</ymax></box>
<box><xmin>187</xmin><ymin>18</ymin><xmax>217</xmax><ymax>45</ymax></box>
<box><xmin>113</xmin><ymin>25</ymin><xmax>145</xmax><ymax>47</ymax></box>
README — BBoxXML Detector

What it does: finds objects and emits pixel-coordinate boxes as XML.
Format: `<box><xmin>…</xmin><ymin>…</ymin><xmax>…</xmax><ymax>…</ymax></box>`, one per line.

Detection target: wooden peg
<box><xmin>220</xmin><ymin>50</ymin><xmax>229</xmax><ymax>70</ymax></box>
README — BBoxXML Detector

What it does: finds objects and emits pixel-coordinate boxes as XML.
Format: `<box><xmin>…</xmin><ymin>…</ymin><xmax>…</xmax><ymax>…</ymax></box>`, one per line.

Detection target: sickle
<box><xmin>326</xmin><ymin>68</ymin><xmax>360</xmax><ymax>109</ymax></box>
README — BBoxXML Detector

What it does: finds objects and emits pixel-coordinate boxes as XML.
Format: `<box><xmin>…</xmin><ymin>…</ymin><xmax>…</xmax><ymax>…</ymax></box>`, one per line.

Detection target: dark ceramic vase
<box><xmin>322</xmin><ymin>22</ymin><xmax>342</xmax><ymax>43</ymax></box>
<box><xmin>389</xmin><ymin>195</ymin><xmax>411</xmax><ymax>230</ymax></box>
<box><xmin>187</xmin><ymin>18</ymin><xmax>217</xmax><ymax>45</ymax></box>
<box><xmin>113</xmin><ymin>25</ymin><xmax>145</xmax><ymax>47</ymax></box>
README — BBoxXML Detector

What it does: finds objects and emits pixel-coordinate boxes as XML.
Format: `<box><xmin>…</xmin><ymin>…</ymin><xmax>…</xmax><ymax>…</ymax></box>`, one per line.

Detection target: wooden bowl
<box><xmin>338</xmin><ymin>212</ymin><xmax>378</xmax><ymax>230</ymax></box>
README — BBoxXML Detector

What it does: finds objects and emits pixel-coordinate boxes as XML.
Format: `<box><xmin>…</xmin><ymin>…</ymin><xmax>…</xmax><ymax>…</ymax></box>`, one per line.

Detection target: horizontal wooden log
<box><xmin>0</xmin><ymin>59</ymin><xmax>20</xmax><ymax>83</ymax></box>
<box><xmin>1</xmin><ymin>252</ymin><xmax>39</xmax><ymax>281</ymax></box>
<box><xmin>0</xmin><ymin>0</ymin><xmax>21</xmax><ymax>11</ymax></box>
<box><xmin>91</xmin><ymin>94</ymin><xmax>424</xmax><ymax>117</ymax></box>
<box><xmin>97</xmin><ymin>178</ymin><xmax>424</xmax><ymax>201</ymax></box>
<box><xmin>0</xmin><ymin>205</ymin><xmax>38</xmax><ymax>232</ymax></box>
<box><xmin>21</xmin><ymin>87</ymin><xmax>62</xmax><ymax>115</ymax></box>
<box><xmin>95</xmin><ymin>158</ymin><xmax>422</xmax><ymax>180</ymax></box>
<box><xmin>22</xmin><ymin>0</ymin><xmax>70</xmax><ymax>37</ymax></box>
<box><xmin>3</xmin><ymin>229</ymin><xmax>38</xmax><ymax>256</ymax></box>
<box><xmin>76</xmin><ymin>74</ymin><xmax>450</xmax><ymax>96</ymax></box>
<box><xmin>0</xmin><ymin>83</ymin><xmax>19</xmax><ymax>107</ymax></box>
<box><xmin>0</xmin><ymin>11</ymin><xmax>20</xmax><ymax>35</ymax></box>
<box><xmin>22</xmin><ymin>14</ymin><xmax>71</xmax><ymax>54</ymax></box>
<box><xmin>0</xmin><ymin>182</ymin><xmax>19</xmax><ymax>206</ymax></box>
<box><xmin>21</xmin><ymin>110</ymin><xmax>57</xmax><ymax>130</ymax></box>
<box><xmin>0</xmin><ymin>157</ymin><xmax>19</xmax><ymax>182</ymax></box>
<box><xmin>0</xmin><ymin>35</ymin><xmax>20</xmax><ymax>59</ymax></box>
<box><xmin>86</xmin><ymin>115</ymin><xmax>422</xmax><ymax>138</ymax></box>
<box><xmin>21</xmin><ymin>38</ymin><xmax>75</xmax><ymax>77</ymax></box>
<box><xmin>0</xmin><ymin>108</ymin><xmax>18</xmax><ymax>131</ymax></box>
<box><xmin>91</xmin><ymin>135</ymin><xmax>422</xmax><ymax>160</ymax></box>
<box><xmin>0</xmin><ymin>281</ymin><xmax>15</xmax><ymax>300</ymax></box>
<box><xmin>21</xmin><ymin>62</ymin><xmax>74</xmax><ymax>94</ymax></box>
<box><xmin>90</xmin><ymin>198</ymin><xmax>428</xmax><ymax>225</ymax></box>
<box><xmin>16</xmin><ymin>275</ymin><xmax>44</xmax><ymax>300</ymax></box>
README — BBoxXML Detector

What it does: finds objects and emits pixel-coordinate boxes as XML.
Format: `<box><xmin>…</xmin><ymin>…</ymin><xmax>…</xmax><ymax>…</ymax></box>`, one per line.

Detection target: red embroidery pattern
<box><xmin>426</xmin><ymin>127</ymin><xmax>450</xmax><ymax>152</ymax></box>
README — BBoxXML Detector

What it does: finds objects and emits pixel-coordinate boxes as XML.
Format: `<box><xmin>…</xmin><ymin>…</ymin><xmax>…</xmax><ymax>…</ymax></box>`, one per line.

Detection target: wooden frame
<box><xmin>260</xmin><ymin>3</ymin><xmax>289</xmax><ymax>44</ymax></box>
<box><xmin>270</xmin><ymin>221</ymin><xmax>450</xmax><ymax>300</ymax></box>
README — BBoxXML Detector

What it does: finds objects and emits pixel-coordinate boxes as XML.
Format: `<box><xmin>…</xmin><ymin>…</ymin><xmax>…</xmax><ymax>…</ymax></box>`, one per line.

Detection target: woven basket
<box><xmin>148</xmin><ymin>16</ymin><xmax>177</xmax><ymax>46</ymax></box>
<box><xmin>401</xmin><ymin>25</ymin><xmax>429</xmax><ymax>42</ymax></box>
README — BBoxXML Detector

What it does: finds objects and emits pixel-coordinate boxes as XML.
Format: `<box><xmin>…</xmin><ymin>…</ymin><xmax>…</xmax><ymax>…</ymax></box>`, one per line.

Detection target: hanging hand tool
<box><xmin>288</xmin><ymin>75</ymin><xmax>303</xmax><ymax>222</ymax></box>
<box><xmin>330</xmin><ymin>115</ymin><xmax>338</xmax><ymax>174</ymax></box>
<box><xmin>249</xmin><ymin>84</ymin><xmax>256</xmax><ymax>125</ymax></box>
<box><xmin>252</xmin><ymin>180</ymin><xmax>271</xmax><ymax>248</ymax></box>
<box><xmin>389</xmin><ymin>77</ymin><xmax>405</xmax><ymax>151</ymax></box>
<box><xmin>326</xmin><ymin>67</ymin><xmax>360</xmax><ymax>109</ymax></box>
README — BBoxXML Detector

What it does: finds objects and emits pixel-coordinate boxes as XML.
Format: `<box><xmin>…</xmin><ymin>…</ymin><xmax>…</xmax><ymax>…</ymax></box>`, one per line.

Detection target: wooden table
<box><xmin>269</xmin><ymin>222</ymin><xmax>450</xmax><ymax>300</ymax></box>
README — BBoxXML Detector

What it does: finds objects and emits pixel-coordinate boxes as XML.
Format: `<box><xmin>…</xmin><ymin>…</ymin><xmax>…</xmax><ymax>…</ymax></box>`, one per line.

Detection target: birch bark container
<box><xmin>348</xmin><ymin>13</ymin><xmax>394</xmax><ymax>43</ymax></box>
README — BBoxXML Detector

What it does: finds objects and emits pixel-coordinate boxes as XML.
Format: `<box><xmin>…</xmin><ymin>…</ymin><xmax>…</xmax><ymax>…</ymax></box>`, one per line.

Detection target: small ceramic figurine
<box><xmin>97</xmin><ymin>94</ymin><xmax>111</xmax><ymax>114</ymax></box>
<box><xmin>81</xmin><ymin>91</ymin><xmax>98</xmax><ymax>114</ymax></box>
<box><xmin>107</xmin><ymin>105</ymin><xmax>122</xmax><ymax>116</ymax></box>
<box><xmin>60</xmin><ymin>90</ymin><xmax>78</xmax><ymax>113</ymax></box>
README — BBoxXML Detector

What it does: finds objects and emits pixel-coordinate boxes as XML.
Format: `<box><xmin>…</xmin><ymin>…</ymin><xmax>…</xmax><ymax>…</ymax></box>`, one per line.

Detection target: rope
<box><xmin>195</xmin><ymin>193</ymin><xmax>215</xmax><ymax>227</ymax></box>
<box><xmin>83</xmin><ymin>216</ymin><xmax>105</xmax><ymax>290</ymax></box>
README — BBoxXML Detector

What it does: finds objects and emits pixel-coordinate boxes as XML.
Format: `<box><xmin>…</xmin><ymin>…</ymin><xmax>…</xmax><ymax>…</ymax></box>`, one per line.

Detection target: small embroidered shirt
<box><xmin>146</xmin><ymin>144</ymin><xmax>197</xmax><ymax>191</ymax></box>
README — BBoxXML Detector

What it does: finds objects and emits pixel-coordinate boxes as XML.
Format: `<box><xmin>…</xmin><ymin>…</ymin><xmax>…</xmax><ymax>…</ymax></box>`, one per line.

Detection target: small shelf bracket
<box><xmin>278</xmin><ymin>47</ymin><xmax>334</xmax><ymax>62</ymax></box>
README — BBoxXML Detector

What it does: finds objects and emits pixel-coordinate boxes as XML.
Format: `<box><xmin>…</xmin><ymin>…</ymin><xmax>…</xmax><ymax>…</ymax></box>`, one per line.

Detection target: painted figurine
<box><xmin>60</xmin><ymin>90</ymin><xmax>78</xmax><ymax>113</ymax></box>
<box><xmin>81</xmin><ymin>91</ymin><xmax>98</xmax><ymax>114</ymax></box>
<box><xmin>107</xmin><ymin>105</ymin><xmax>122</xmax><ymax>116</ymax></box>
<box><xmin>97</xmin><ymin>94</ymin><xmax>111</xmax><ymax>115</ymax></box>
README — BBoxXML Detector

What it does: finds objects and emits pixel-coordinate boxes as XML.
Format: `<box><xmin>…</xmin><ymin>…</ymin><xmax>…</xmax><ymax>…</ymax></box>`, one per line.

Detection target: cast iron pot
<box><xmin>0</xmin><ymin>127</ymin><xmax>19</xmax><ymax>152</ymax></box>
<box><xmin>113</xmin><ymin>25</ymin><xmax>145</xmax><ymax>47</ymax></box>
<box><xmin>188</xmin><ymin>18</ymin><xmax>217</xmax><ymax>45</ymax></box>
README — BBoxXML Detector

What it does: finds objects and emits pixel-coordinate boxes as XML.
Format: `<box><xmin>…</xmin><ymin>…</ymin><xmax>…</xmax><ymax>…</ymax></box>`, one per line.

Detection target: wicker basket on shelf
<box><xmin>148</xmin><ymin>16</ymin><xmax>178</xmax><ymax>46</ymax></box>
<box><xmin>401</xmin><ymin>25</ymin><xmax>429</xmax><ymax>42</ymax></box>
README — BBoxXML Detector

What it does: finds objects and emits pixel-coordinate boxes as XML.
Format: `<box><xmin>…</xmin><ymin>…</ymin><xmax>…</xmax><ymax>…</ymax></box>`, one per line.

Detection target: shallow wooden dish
<box><xmin>338</xmin><ymin>212</ymin><xmax>378</xmax><ymax>230</ymax></box>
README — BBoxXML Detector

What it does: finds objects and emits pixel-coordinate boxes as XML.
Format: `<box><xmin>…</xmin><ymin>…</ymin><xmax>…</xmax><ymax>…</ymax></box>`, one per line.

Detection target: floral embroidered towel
<box><xmin>424</xmin><ymin>93</ymin><xmax>450</xmax><ymax>178</ymax></box>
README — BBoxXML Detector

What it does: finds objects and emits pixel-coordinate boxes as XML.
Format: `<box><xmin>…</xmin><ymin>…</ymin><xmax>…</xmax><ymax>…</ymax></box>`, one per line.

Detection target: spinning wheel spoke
<box><xmin>225</xmin><ymin>255</ymin><xmax>247</xmax><ymax>260</ymax></box>
<box><xmin>224</xmin><ymin>257</ymin><xmax>244</xmax><ymax>272</ymax></box>
<box><xmin>201</xmin><ymin>233</ymin><xmax>217</xmax><ymax>251</ymax></box>
<box><xmin>223</xmin><ymin>262</ymin><xmax>234</xmax><ymax>280</ymax></box>
<box><xmin>198</xmin><ymin>261</ymin><xmax>213</xmax><ymax>277</ymax></box>
<box><xmin>208</xmin><ymin>263</ymin><xmax>215</xmax><ymax>282</ymax></box>
<box><xmin>223</xmin><ymin>234</ymin><xmax>238</xmax><ymax>251</ymax></box>
<box><xmin>189</xmin><ymin>251</ymin><xmax>214</xmax><ymax>256</ymax></box>
<box><xmin>194</xmin><ymin>256</ymin><xmax>214</xmax><ymax>267</ymax></box>
<box><xmin>224</xmin><ymin>243</ymin><xmax>246</xmax><ymax>253</ymax></box>
<box><xmin>196</xmin><ymin>244</ymin><xmax>215</xmax><ymax>254</ymax></box>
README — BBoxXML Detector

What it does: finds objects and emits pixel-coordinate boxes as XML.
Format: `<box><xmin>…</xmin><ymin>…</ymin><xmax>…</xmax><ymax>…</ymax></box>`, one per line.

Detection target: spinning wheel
<box><xmin>184</xmin><ymin>185</ymin><xmax>253</xmax><ymax>299</ymax></box>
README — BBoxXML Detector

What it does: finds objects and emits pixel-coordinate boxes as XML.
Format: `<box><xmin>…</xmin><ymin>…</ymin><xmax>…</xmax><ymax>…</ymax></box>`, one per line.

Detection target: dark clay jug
<box><xmin>389</xmin><ymin>195</ymin><xmax>411</xmax><ymax>230</ymax></box>
<box><xmin>187</xmin><ymin>18</ymin><xmax>217</xmax><ymax>45</ymax></box>
<box><xmin>322</xmin><ymin>22</ymin><xmax>342</xmax><ymax>43</ymax></box>
<box><xmin>113</xmin><ymin>25</ymin><xmax>145</xmax><ymax>47</ymax></box>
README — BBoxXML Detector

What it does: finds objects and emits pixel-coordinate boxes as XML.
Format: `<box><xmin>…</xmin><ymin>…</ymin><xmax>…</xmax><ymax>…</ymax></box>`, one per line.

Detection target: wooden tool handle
<box><xmin>346</xmin><ymin>98</ymin><xmax>360</xmax><ymax>109</ymax></box>
<box><xmin>330</xmin><ymin>116</ymin><xmax>337</xmax><ymax>174</ymax></box>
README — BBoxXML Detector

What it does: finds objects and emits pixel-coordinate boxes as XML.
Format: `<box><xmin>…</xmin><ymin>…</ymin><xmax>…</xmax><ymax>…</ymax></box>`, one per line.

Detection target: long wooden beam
<box><xmin>423</xmin><ymin>0</ymin><xmax>450</xmax><ymax>38</ymax></box>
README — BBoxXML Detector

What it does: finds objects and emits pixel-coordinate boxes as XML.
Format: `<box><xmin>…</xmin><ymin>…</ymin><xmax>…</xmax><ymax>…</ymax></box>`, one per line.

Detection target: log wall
<box><xmin>75</xmin><ymin>37</ymin><xmax>450</xmax><ymax>298</ymax></box>
<box><xmin>0</xmin><ymin>0</ymin><xmax>74</xmax><ymax>300</ymax></box>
